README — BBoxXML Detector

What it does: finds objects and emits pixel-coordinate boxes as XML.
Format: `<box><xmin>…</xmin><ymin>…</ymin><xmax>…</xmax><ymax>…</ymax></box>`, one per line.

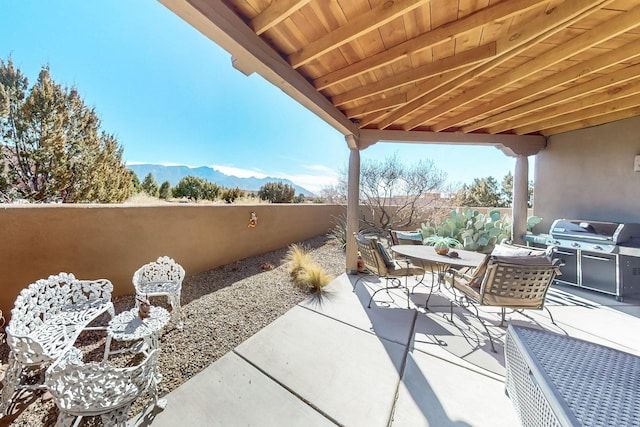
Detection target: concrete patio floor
<box><xmin>130</xmin><ymin>273</ymin><xmax>640</xmax><ymax>426</ymax></box>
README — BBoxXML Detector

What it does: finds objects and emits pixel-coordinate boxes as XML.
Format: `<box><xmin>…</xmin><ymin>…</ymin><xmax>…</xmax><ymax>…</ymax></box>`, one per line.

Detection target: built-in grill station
<box><xmin>525</xmin><ymin>219</ymin><xmax>640</xmax><ymax>301</ymax></box>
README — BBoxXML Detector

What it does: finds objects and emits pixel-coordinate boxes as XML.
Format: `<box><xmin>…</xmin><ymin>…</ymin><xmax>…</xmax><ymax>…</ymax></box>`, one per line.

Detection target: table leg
<box><xmin>102</xmin><ymin>335</ymin><xmax>113</xmax><ymax>363</ymax></box>
<box><xmin>424</xmin><ymin>262</ymin><xmax>450</xmax><ymax>309</ymax></box>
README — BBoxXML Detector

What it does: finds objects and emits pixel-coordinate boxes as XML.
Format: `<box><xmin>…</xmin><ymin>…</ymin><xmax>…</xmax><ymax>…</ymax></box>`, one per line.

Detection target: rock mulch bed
<box><xmin>0</xmin><ymin>235</ymin><xmax>346</xmax><ymax>426</ymax></box>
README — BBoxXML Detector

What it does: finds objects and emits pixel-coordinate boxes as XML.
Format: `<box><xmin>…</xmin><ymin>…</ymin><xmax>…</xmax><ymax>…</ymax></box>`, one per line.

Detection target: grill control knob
<box><xmin>571</xmin><ymin>242</ymin><xmax>580</xmax><ymax>247</ymax></box>
<box><xmin>593</xmin><ymin>245</ymin><xmax>603</xmax><ymax>251</ymax></box>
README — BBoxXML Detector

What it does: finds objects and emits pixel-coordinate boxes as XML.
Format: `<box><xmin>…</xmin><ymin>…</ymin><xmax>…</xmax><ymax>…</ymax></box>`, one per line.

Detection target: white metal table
<box><xmin>103</xmin><ymin>305</ymin><xmax>170</xmax><ymax>361</ymax></box>
<box><xmin>103</xmin><ymin>305</ymin><xmax>170</xmax><ymax>408</ymax></box>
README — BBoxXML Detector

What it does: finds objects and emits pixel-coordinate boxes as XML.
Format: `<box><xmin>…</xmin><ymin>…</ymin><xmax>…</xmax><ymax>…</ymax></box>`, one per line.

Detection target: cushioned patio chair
<box><xmin>353</xmin><ymin>233</ymin><xmax>425</xmax><ymax>309</ymax></box>
<box><xmin>389</xmin><ymin>229</ymin><xmax>423</xmax><ymax>246</ymax></box>
<box><xmin>446</xmin><ymin>250</ymin><xmax>561</xmax><ymax>353</ymax></box>
<box><xmin>133</xmin><ymin>256</ymin><xmax>185</xmax><ymax>329</ymax></box>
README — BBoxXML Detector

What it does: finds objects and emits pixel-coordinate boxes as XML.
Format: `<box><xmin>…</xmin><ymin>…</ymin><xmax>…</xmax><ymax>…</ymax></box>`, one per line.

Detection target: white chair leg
<box><xmin>54</xmin><ymin>410</ymin><xmax>78</xmax><ymax>427</ymax></box>
<box><xmin>168</xmin><ymin>294</ymin><xmax>182</xmax><ymax>329</ymax></box>
<box><xmin>101</xmin><ymin>404</ymin><xmax>130</xmax><ymax>427</ymax></box>
<box><xmin>0</xmin><ymin>351</ymin><xmax>21</xmax><ymax>416</ymax></box>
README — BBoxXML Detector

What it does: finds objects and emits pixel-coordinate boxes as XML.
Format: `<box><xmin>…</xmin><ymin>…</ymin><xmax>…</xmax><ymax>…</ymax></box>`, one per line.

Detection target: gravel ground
<box><xmin>0</xmin><ymin>235</ymin><xmax>346</xmax><ymax>427</ymax></box>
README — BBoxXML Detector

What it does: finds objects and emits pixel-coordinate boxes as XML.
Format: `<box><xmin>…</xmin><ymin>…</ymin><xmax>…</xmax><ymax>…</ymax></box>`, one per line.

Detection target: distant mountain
<box><xmin>128</xmin><ymin>164</ymin><xmax>315</xmax><ymax>196</ymax></box>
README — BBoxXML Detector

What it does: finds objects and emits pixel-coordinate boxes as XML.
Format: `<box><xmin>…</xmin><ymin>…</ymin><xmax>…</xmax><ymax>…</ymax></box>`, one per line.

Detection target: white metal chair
<box><xmin>45</xmin><ymin>347</ymin><xmax>160</xmax><ymax>427</ymax></box>
<box><xmin>133</xmin><ymin>256</ymin><xmax>185</xmax><ymax>329</ymax></box>
<box><xmin>0</xmin><ymin>273</ymin><xmax>114</xmax><ymax>416</ymax></box>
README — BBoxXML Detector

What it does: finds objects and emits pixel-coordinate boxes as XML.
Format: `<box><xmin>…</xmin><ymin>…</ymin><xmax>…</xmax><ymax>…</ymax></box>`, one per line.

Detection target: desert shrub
<box><xmin>141</xmin><ymin>173</ymin><xmax>159</xmax><ymax>197</ymax></box>
<box><xmin>285</xmin><ymin>244</ymin><xmax>331</xmax><ymax>292</ymax></box>
<box><xmin>159</xmin><ymin>181</ymin><xmax>171</xmax><ymax>200</ymax></box>
<box><xmin>221</xmin><ymin>187</ymin><xmax>245</xmax><ymax>203</ymax></box>
<box><xmin>258</xmin><ymin>181</ymin><xmax>295</xmax><ymax>203</ymax></box>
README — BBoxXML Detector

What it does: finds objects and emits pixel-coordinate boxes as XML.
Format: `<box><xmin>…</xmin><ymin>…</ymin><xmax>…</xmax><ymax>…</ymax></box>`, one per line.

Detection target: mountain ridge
<box><xmin>128</xmin><ymin>164</ymin><xmax>315</xmax><ymax>196</ymax></box>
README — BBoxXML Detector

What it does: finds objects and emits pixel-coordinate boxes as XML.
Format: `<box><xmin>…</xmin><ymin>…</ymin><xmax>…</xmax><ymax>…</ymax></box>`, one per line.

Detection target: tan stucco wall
<box><xmin>534</xmin><ymin>116</ymin><xmax>640</xmax><ymax>233</ymax></box>
<box><xmin>0</xmin><ymin>204</ymin><xmax>344</xmax><ymax>320</ymax></box>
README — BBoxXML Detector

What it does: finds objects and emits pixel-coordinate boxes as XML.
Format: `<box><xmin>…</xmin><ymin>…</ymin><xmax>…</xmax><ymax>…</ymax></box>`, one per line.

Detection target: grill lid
<box><xmin>550</xmin><ymin>219</ymin><xmax>640</xmax><ymax>244</ymax></box>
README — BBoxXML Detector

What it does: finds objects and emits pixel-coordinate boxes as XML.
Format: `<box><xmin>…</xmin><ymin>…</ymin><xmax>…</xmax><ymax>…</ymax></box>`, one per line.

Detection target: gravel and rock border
<box><xmin>0</xmin><ymin>235</ymin><xmax>346</xmax><ymax>426</ymax></box>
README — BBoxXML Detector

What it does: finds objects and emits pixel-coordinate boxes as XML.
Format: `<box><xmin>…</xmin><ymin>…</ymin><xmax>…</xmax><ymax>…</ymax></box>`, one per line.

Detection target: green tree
<box><xmin>500</xmin><ymin>172</ymin><xmax>534</xmax><ymax>208</ymax></box>
<box><xmin>220</xmin><ymin>187</ymin><xmax>244</xmax><ymax>203</ymax></box>
<box><xmin>258</xmin><ymin>181</ymin><xmax>295</xmax><ymax>203</ymax></box>
<box><xmin>202</xmin><ymin>181</ymin><xmax>221</xmax><ymax>201</ymax></box>
<box><xmin>141</xmin><ymin>173</ymin><xmax>159</xmax><ymax>197</ymax></box>
<box><xmin>129</xmin><ymin>170</ymin><xmax>142</xmax><ymax>195</ymax></box>
<box><xmin>501</xmin><ymin>172</ymin><xmax>513</xmax><ymax>207</ymax></box>
<box><xmin>159</xmin><ymin>181</ymin><xmax>171</xmax><ymax>200</ymax></box>
<box><xmin>172</xmin><ymin>175</ymin><xmax>205</xmax><ymax>201</ymax></box>
<box><xmin>454</xmin><ymin>176</ymin><xmax>503</xmax><ymax>207</ymax></box>
<box><xmin>0</xmin><ymin>59</ymin><xmax>131</xmax><ymax>203</ymax></box>
<box><xmin>293</xmin><ymin>193</ymin><xmax>306</xmax><ymax>203</ymax></box>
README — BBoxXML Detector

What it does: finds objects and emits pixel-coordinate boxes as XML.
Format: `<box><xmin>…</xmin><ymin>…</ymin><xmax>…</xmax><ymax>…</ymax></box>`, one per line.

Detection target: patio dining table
<box><xmin>391</xmin><ymin>245</ymin><xmax>486</xmax><ymax>306</ymax></box>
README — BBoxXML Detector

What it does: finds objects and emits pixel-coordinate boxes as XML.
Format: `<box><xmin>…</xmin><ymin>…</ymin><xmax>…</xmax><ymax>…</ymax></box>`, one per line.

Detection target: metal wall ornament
<box><xmin>248</xmin><ymin>211</ymin><xmax>258</xmax><ymax>228</ymax></box>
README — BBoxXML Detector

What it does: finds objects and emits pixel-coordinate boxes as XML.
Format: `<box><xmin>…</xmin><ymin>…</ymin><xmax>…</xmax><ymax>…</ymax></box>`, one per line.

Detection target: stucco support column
<box><xmin>512</xmin><ymin>155</ymin><xmax>529</xmax><ymax>245</ymax></box>
<box><xmin>345</xmin><ymin>135</ymin><xmax>360</xmax><ymax>274</ymax></box>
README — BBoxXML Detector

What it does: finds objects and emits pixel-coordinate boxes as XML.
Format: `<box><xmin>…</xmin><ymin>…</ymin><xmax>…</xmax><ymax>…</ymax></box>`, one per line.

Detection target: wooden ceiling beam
<box><xmin>366</xmin><ymin>68</ymin><xmax>472</xmax><ymax>129</ymax></box>
<box><xmin>288</xmin><ymin>0</ymin><xmax>428</xmax><ymax>69</ymax></box>
<box><xmin>331</xmin><ymin>43</ymin><xmax>495</xmax><ymax>107</ymax></box>
<box><xmin>484</xmin><ymin>62</ymin><xmax>640</xmax><ymax>134</ymax></box>
<box><xmin>515</xmin><ymin>88</ymin><xmax>640</xmax><ymax>135</ymax></box>
<box><xmin>313</xmin><ymin>0</ymin><xmax>547</xmax><ymax>91</ymax></box>
<box><xmin>343</xmin><ymin>94</ymin><xmax>407</xmax><ymax>119</ymax></box>
<box><xmin>250</xmin><ymin>0</ymin><xmax>311</xmax><ymax>35</ymax></box>
<box><xmin>463</xmin><ymin>43</ymin><xmax>640</xmax><ymax>133</ymax></box>
<box><xmin>419</xmin><ymin>0</ymin><xmax>635</xmax><ymax>132</ymax></box>
<box><xmin>358</xmin><ymin>129</ymin><xmax>547</xmax><ymax>156</ymax></box>
<box><xmin>541</xmin><ymin>105</ymin><xmax>640</xmax><ymax>136</ymax></box>
<box><xmin>390</xmin><ymin>0</ymin><xmax>613</xmax><ymax>131</ymax></box>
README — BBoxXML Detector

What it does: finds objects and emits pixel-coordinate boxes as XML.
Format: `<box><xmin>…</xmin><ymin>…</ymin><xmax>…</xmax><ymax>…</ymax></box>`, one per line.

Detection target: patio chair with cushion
<box><xmin>133</xmin><ymin>256</ymin><xmax>185</xmax><ymax>329</ymax></box>
<box><xmin>353</xmin><ymin>233</ymin><xmax>425</xmax><ymax>309</ymax></box>
<box><xmin>389</xmin><ymin>229</ymin><xmax>423</xmax><ymax>246</ymax></box>
<box><xmin>45</xmin><ymin>347</ymin><xmax>160</xmax><ymax>426</ymax></box>
<box><xmin>0</xmin><ymin>273</ymin><xmax>114</xmax><ymax>417</ymax></box>
<box><xmin>445</xmin><ymin>244</ymin><xmax>561</xmax><ymax>352</ymax></box>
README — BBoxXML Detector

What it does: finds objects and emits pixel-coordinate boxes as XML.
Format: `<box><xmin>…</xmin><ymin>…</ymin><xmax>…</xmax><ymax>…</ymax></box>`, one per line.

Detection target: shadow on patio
<box><xmin>128</xmin><ymin>272</ymin><xmax>640</xmax><ymax>426</ymax></box>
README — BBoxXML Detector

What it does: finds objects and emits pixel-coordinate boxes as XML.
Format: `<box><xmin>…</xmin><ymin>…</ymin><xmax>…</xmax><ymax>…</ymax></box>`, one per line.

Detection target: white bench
<box><xmin>0</xmin><ymin>272</ymin><xmax>114</xmax><ymax>416</ymax></box>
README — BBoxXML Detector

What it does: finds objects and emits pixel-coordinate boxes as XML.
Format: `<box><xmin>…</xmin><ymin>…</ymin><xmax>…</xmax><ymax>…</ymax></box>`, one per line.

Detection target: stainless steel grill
<box><xmin>525</xmin><ymin>219</ymin><xmax>640</xmax><ymax>301</ymax></box>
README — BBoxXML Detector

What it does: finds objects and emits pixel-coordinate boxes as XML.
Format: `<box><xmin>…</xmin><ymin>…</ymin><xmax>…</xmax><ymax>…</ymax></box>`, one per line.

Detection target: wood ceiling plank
<box><xmin>483</xmin><ymin>63</ymin><xmax>640</xmax><ymax>133</ymax></box>
<box><xmin>452</xmin><ymin>39</ymin><xmax>640</xmax><ymax>132</ymax></box>
<box><xmin>288</xmin><ymin>0</ymin><xmax>428</xmax><ymax>68</ymax></box>
<box><xmin>343</xmin><ymin>94</ymin><xmax>407</xmax><ymax>118</ymax></box>
<box><xmin>541</xmin><ymin>104</ymin><xmax>640</xmax><ymax>135</ymax></box>
<box><xmin>250</xmin><ymin>0</ymin><xmax>312</xmax><ymax>35</ymax></box>
<box><xmin>331</xmin><ymin>43</ymin><xmax>494</xmax><ymax>106</ymax></box>
<box><xmin>409</xmin><ymin>0</ymin><xmax>632</xmax><ymax>131</ymax></box>
<box><xmin>514</xmin><ymin>80</ymin><xmax>640</xmax><ymax>134</ymax></box>
<box><xmin>393</xmin><ymin>0</ymin><xmax>614</xmax><ymax>130</ymax></box>
<box><xmin>372</xmin><ymin>67</ymin><xmax>473</xmax><ymax>128</ymax></box>
<box><xmin>313</xmin><ymin>0</ymin><xmax>548</xmax><ymax>90</ymax></box>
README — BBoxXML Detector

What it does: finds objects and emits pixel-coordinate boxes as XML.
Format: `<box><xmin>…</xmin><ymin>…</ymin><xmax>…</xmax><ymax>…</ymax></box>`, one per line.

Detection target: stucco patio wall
<box><xmin>0</xmin><ymin>203</ymin><xmax>344</xmax><ymax>319</ymax></box>
<box><xmin>535</xmin><ymin>115</ymin><xmax>640</xmax><ymax>233</ymax></box>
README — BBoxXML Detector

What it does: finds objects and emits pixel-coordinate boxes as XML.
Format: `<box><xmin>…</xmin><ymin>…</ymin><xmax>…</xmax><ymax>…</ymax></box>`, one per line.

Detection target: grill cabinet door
<box><xmin>580</xmin><ymin>252</ymin><xmax>617</xmax><ymax>295</ymax></box>
<box><xmin>555</xmin><ymin>248</ymin><xmax>578</xmax><ymax>285</ymax></box>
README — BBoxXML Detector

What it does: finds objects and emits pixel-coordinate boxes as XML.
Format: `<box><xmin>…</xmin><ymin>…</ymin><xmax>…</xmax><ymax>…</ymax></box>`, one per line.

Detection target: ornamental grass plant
<box><xmin>285</xmin><ymin>244</ymin><xmax>332</xmax><ymax>292</ymax></box>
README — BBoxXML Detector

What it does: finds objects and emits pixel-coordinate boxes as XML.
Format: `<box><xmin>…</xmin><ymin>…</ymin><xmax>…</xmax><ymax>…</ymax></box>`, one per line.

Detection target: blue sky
<box><xmin>0</xmin><ymin>0</ymin><xmax>528</xmax><ymax>194</ymax></box>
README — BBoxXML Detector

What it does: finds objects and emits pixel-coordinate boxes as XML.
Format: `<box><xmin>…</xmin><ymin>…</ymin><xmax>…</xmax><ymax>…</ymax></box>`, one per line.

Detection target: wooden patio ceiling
<box><xmin>160</xmin><ymin>0</ymin><xmax>640</xmax><ymax>151</ymax></box>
